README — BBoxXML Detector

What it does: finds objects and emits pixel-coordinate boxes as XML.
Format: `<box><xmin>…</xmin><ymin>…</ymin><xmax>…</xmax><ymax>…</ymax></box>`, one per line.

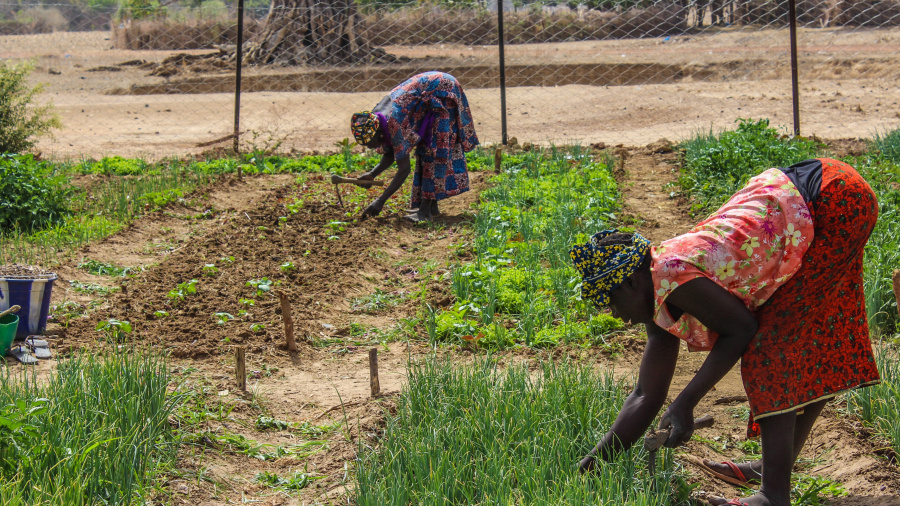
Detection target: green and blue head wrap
<box><xmin>570</xmin><ymin>230</ymin><xmax>651</xmax><ymax>307</ymax></box>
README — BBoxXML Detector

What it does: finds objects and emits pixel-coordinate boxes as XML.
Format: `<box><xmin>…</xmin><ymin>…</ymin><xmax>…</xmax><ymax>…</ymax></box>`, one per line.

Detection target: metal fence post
<box><xmin>233</xmin><ymin>0</ymin><xmax>245</xmax><ymax>155</ymax></box>
<box><xmin>498</xmin><ymin>0</ymin><xmax>508</xmax><ymax>145</ymax></box>
<box><xmin>788</xmin><ymin>0</ymin><xmax>800</xmax><ymax>137</ymax></box>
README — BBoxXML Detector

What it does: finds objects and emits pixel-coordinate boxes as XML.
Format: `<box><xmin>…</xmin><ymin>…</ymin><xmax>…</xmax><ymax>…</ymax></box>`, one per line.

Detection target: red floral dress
<box><xmin>652</xmin><ymin>159</ymin><xmax>880</xmax><ymax>432</ymax></box>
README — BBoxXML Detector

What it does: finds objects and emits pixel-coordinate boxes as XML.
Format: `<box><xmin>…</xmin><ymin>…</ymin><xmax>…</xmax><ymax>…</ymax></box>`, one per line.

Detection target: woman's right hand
<box><xmin>356</xmin><ymin>171</ymin><xmax>376</xmax><ymax>182</ymax></box>
<box><xmin>362</xmin><ymin>198</ymin><xmax>384</xmax><ymax>218</ymax></box>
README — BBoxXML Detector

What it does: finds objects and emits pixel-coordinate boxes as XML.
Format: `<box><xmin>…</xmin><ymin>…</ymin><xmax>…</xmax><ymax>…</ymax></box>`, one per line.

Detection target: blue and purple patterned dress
<box><xmin>377</xmin><ymin>71</ymin><xmax>479</xmax><ymax>208</ymax></box>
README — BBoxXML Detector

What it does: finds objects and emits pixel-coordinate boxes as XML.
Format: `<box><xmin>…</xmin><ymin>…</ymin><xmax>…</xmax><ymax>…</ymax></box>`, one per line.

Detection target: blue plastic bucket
<box><xmin>0</xmin><ymin>275</ymin><xmax>56</xmax><ymax>339</ymax></box>
<box><xmin>0</xmin><ymin>314</ymin><xmax>17</xmax><ymax>356</ymax></box>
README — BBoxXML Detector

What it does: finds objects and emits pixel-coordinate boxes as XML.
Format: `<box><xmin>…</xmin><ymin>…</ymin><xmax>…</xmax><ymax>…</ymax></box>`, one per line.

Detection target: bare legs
<box><xmin>708</xmin><ymin>399</ymin><xmax>828</xmax><ymax>506</ymax></box>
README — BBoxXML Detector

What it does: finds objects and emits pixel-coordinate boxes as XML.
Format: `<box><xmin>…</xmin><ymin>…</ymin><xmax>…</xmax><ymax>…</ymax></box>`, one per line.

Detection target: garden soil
<box><xmin>3</xmin><ymin>141</ymin><xmax>895</xmax><ymax>504</ymax></box>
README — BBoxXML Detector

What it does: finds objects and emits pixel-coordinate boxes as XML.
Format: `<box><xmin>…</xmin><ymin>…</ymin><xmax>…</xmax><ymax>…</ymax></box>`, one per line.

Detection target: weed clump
<box><xmin>678</xmin><ymin>118</ymin><xmax>823</xmax><ymax>216</ymax></box>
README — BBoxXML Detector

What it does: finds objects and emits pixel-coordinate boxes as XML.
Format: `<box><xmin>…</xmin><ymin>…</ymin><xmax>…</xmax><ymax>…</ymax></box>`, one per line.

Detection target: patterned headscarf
<box><xmin>351</xmin><ymin>111</ymin><xmax>379</xmax><ymax>145</ymax></box>
<box><xmin>570</xmin><ymin>230</ymin><xmax>651</xmax><ymax>307</ymax></box>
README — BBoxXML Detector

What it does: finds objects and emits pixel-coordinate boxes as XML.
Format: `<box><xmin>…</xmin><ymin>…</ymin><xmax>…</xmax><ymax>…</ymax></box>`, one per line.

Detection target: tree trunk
<box><xmin>245</xmin><ymin>0</ymin><xmax>370</xmax><ymax>66</ymax></box>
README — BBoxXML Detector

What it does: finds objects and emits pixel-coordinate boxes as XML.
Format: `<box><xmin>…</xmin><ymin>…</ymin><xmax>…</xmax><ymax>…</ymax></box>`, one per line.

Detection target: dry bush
<box><xmin>113</xmin><ymin>4</ymin><xmax>685</xmax><ymax>50</ymax></box>
<box><xmin>0</xmin><ymin>7</ymin><xmax>69</xmax><ymax>35</ymax></box>
<box><xmin>112</xmin><ymin>17</ymin><xmax>264</xmax><ymax>50</ymax></box>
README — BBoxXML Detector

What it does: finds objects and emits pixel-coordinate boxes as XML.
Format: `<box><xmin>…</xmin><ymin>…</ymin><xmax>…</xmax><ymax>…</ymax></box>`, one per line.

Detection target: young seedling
<box><xmin>279</xmin><ymin>261</ymin><xmax>295</xmax><ymax>273</ymax></box>
<box><xmin>96</xmin><ymin>318</ymin><xmax>132</xmax><ymax>343</ymax></box>
<box><xmin>246</xmin><ymin>278</ymin><xmax>273</xmax><ymax>298</ymax></box>
<box><xmin>168</xmin><ymin>279</ymin><xmax>199</xmax><ymax>304</ymax></box>
<box><xmin>249</xmin><ymin>323</ymin><xmax>266</xmax><ymax>333</ymax></box>
<box><xmin>202</xmin><ymin>264</ymin><xmax>219</xmax><ymax>277</ymax></box>
<box><xmin>213</xmin><ymin>312</ymin><xmax>235</xmax><ymax>325</ymax></box>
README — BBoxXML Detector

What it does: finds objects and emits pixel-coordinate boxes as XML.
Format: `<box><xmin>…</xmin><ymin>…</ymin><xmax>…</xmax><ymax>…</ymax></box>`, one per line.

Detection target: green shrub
<box><xmin>678</xmin><ymin>119</ymin><xmax>823</xmax><ymax>216</ymax></box>
<box><xmin>0</xmin><ymin>61</ymin><xmax>60</xmax><ymax>154</ymax></box>
<box><xmin>0</xmin><ymin>153</ymin><xmax>71</xmax><ymax>231</ymax></box>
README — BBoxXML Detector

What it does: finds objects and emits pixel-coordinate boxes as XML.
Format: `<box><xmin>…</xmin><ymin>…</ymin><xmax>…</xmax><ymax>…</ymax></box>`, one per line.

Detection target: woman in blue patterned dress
<box><xmin>350</xmin><ymin>71</ymin><xmax>479</xmax><ymax>222</ymax></box>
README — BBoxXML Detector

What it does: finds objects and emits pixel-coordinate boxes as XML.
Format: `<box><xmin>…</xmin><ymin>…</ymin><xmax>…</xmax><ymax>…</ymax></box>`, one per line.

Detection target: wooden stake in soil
<box><xmin>494</xmin><ymin>146</ymin><xmax>502</xmax><ymax>174</ymax></box>
<box><xmin>892</xmin><ymin>269</ymin><xmax>900</xmax><ymax>318</ymax></box>
<box><xmin>276</xmin><ymin>290</ymin><xmax>299</xmax><ymax>352</ymax></box>
<box><xmin>235</xmin><ymin>346</ymin><xmax>247</xmax><ymax>392</ymax></box>
<box><xmin>369</xmin><ymin>348</ymin><xmax>380</xmax><ymax>397</ymax></box>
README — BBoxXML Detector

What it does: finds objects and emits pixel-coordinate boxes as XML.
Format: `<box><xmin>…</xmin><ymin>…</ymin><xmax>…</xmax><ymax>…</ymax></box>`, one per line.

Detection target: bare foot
<box><xmin>705</xmin><ymin>459</ymin><xmax>762</xmax><ymax>484</ymax></box>
<box><xmin>405</xmin><ymin>208</ymin><xmax>433</xmax><ymax>223</ymax></box>
<box><xmin>708</xmin><ymin>492</ymin><xmax>780</xmax><ymax>506</ymax></box>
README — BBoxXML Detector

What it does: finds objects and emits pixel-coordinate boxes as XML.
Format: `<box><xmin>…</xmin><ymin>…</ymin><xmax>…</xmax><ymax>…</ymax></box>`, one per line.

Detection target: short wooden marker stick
<box><xmin>235</xmin><ymin>346</ymin><xmax>247</xmax><ymax>392</ymax></box>
<box><xmin>892</xmin><ymin>269</ymin><xmax>900</xmax><ymax>319</ymax></box>
<box><xmin>276</xmin><ymin>290</ymin><xmax>298</xmax><ymax>352</ymax></box>
<box><xmin>369</xmin><ymin>348</ymin><xmax>380</xmax><ymax>397</ymax></box>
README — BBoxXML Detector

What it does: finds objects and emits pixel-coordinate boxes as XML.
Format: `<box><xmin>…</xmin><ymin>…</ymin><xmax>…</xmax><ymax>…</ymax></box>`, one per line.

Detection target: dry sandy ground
<box><xmin>1</xmin><ymin>27</ymin><xmax>899</xmax><ymax>158</ymax></box>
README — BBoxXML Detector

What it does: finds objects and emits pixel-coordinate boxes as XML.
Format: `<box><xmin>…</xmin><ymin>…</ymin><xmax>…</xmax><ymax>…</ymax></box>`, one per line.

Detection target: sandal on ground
<box><xmin>683</xmin><ymin>454</ymin><xmax>759</xmax><ymax>487</ymax></box>
<box><xmin>25</xmin><ymin>336</ymin><xmax>51</xmax><ymax>359</ymax></box>
<box><xmin>9</xmin><ymin>345</ymin><xmax>38</xmax><ymax>365</ymax></box>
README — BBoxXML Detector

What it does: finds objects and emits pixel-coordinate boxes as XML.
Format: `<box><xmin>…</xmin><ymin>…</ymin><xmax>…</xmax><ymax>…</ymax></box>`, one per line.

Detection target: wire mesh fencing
<box><xmin>0</xmin><ymin>0</ymin><xmax>898</xmax><ymax>159</ymax></box>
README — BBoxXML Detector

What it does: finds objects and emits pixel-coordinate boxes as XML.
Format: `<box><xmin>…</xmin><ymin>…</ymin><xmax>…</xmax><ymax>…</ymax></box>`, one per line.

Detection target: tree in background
<box><xmin>243</xmin><ymin>0</ymin><xmax>376</xmax><ymax>65</ymax></box>
<box><xmin>0</xmin><ymin>61</ymin><xmax>60</xmax><ymax>154</ymax></box>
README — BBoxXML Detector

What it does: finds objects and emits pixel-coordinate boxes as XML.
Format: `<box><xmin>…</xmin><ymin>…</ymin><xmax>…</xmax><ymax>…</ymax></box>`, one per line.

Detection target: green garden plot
<box><xmin>0</xmin><ymin>148</ymin><xmax>387</xmax><ymax>266</ymax></box>
<box><xmin>355</xmin><ymin>359</ymin><xmax>688</xmax><ymax>505</ymax></box>
<box><xmin>430</xmin><ymin>146</ymin><xmax>624</xmax><ymax>349</ymax></box>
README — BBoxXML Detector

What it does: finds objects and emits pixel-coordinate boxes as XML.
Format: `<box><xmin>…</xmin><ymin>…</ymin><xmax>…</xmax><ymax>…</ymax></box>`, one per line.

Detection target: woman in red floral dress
<box><xmin>571</xmin><ymin>158</ymin><xmax>880</xmax><ymax>506</ymax></box>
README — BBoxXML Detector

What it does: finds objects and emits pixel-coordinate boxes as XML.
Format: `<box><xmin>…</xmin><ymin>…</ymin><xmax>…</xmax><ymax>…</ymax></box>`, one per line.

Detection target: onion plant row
<box><xmin>355</xmin><ymin>358</ymin><xmax>688</xmax><ymax>505</ymax></box>
<box><xmin>678</xmin><ymin>119</ymin><xmax>900</xmax><ymax>334</ymax></box>
<box><xmin>846</xmin><ymin>346</ymin><xmax>900</xmax><ymax>455</ymax></box>
<box><xmin>431</xmin><ymin>146</ymin><xmax>624</xmax><ymax>349</ymax></box>
<box><xmin>0</xmin><ymin>347</ymin><xmax>180</xmax><ymax>504</ymax></box>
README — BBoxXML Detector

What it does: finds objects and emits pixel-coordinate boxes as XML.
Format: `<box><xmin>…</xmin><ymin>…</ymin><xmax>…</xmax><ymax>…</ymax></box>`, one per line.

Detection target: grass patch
<box><xmin>0</xmin><ymin>348</ymin><xmax>179</xmax><ymax>504</ymax></box>
<box><xmin>355</xmin><ymin>358</ymin><xmax>688</xmax><ymax>504</ymax></box>
<box><xmin>846</xmin><ymin>345</ymin><xmax>900</xmax><ymax>456</ymax></box>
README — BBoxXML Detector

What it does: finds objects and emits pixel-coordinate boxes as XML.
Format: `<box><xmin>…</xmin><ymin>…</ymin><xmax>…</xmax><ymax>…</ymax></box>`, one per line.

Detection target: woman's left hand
<box><xmin>659</xmin><ymin>401</ymin><xmax>695</xmax><ymax>448</ymax></box>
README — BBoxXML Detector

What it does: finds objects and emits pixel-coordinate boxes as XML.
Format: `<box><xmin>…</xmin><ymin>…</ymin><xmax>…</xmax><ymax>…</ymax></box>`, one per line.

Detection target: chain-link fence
<box><xmin>1</xmin><ymin>0</ymin><xmax>898</xmax><ymax>158</ymax></box>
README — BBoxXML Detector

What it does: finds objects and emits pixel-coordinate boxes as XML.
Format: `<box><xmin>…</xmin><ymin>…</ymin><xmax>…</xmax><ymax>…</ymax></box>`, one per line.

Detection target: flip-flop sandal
<box><xmin>682</xmin><ymin>454</ymin><xmax>758</xmax><ymax>487</ymax></box>
<box><xmin>25</xmin><ymin>336</ymin><xmax>51</xmax><ymax>359</ymax></box>
<box><xmin>9</xmin><ymin>345</ymin><xmax>38</xmax><ymax>365</ymax></box>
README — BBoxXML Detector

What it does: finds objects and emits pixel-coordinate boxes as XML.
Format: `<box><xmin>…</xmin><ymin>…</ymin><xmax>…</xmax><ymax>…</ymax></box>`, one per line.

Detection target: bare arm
<box><xmin>361</xmin><ymin>155</ymin><xmax>412</xmax><ymax>217</ymax></box>
<box><xmin>361</xmin><ymin>150</ymin><xmax>395</xmax><ymax>179</ymax></box>
<box><xmin>579</xmin><ymin>323</ymin><xmax>680</xmax><ymax>472</ymax></box>
<box><xmin>658</xmin><ymin>277</ymin><xmax>758</xmax><ymax>447</ymax></box>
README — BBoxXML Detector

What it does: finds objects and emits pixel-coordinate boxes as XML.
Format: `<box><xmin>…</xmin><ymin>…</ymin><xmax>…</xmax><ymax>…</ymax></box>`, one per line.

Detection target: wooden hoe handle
<box><xmin>330</xmin><ymin>174</ymin><xmax>385</xmax><ymax>187</ymax></box>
